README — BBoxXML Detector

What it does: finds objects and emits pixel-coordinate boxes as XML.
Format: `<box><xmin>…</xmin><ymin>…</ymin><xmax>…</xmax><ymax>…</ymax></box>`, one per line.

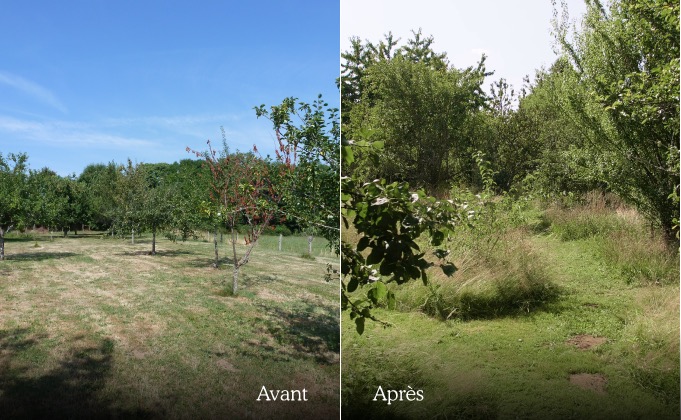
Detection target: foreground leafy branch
<box><xmin>341</xmin><ymin>137</ymin><xmax>464</xmax><ymax>333</ymax></box>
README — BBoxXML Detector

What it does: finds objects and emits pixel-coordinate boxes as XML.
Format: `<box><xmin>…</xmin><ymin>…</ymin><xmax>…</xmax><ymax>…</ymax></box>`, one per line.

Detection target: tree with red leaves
<box><xmin>188</xmin><ymin>129</ymin><xmax>289</xmax><ymax>295</ymax></box>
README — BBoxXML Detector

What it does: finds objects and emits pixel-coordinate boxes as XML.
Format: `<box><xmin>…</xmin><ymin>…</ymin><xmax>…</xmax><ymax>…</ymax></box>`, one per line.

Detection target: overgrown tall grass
<box><xmin>394</xmin><ymin>230</ymin><xmax>561</xmax><ymax>320</ymax></box>
<box><xmin>543</xmin><ymin>191</ymin><xmax>679</xmax><ymax>286</ymax></box>
<box><xmin>390</xmin><ymin>188</ymin><xmax>561</xmax><ymax>320</ymax></box>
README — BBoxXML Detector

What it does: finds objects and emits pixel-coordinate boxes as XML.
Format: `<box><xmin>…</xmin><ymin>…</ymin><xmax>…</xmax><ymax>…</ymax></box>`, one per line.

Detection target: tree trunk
<box><xmin>232</xmin><ymin>265</ymin><xmax>239</xmax><ymax>295</ymax></box>
<box><xmin>63</xmin><ymin>227</ymin><xmax>68</xmax><ymax>237</ymax></box>
<box><xmin>231</xmin><ymin>226</ymin><xmax>239</xmax><ymax>294</ymax></box>
<box><xmin>213</xmin><ymin>227</ymin><xmax>219</xmax><ymax>268</ymax></box>
<box><xmin>308</xmin><ymin>235</ymin><xmax>313</xmax><ymax>255</ymax></box>
<box><xmin>151</xmin><ymin>230</ymin><xmax>156</xmax><ymax>255</ymax></box>
<box><xmin>131</xmin><ymin>229</ymin><xmax>135</xmax><ymax>244</ymax></box>
<box><xmin>278</xmin><ymin>233</ymin><xmax>282</xmax><ymax>251</ymax></box>
<box><xmin>0</xmin><ymin>225</ymin><xmax>13</xmax><ymax>260</ymax></box>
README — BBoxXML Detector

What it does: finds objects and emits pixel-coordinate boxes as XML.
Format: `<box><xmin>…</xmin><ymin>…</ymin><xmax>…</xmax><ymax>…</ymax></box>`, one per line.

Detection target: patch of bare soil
<box><xmin>569</xmin><ymin>373</ymin><xmax>607</xmax><ymax>394</ymax></box>
<box><xmin>257</xmin><ymin>288</ymin><xmax>290</xmax><ymax>303</ymax></box>
<box><xmin>216</xmin><ymin>358</ymin><xmax>239</xmax><ymax>372</ymax></box>
<box><xmin>131</xmin><ymin>350</ymin><xmax>150</xmax><ymax>360</ymax></box>
<box><xmin>567</xmin><ymin>334</ymin><xmax>607</xmax><ymax>350</ymax></box>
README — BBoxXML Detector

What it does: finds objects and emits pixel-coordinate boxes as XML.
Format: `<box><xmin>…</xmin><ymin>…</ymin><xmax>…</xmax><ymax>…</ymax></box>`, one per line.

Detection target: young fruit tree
<box><xmin>188</xmin><ymin>134</ymin><xmax>288</xmax><ymax>295</ymax></box>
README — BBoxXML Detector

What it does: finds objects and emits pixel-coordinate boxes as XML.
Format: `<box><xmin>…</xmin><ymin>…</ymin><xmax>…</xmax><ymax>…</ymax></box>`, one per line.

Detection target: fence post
<box><xmin>278</xmin><ymin>234</ymin><xmax>283</xmax><ymax>251</ymax></box>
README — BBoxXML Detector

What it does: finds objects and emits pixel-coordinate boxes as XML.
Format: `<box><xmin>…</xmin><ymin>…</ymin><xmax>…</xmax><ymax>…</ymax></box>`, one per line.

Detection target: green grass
<box><xmin>0</xmin><ymin>233</ymin><xmax>339</xmax><ymax>418</ymax></box>
<box><xmin>342</xmin><ymin>199</ymin><xmax>679</xmax><ymax>419</ymax></box>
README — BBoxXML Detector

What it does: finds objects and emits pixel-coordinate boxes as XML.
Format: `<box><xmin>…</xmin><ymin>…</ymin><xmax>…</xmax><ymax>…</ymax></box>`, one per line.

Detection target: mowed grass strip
<box><xmin>0</xmin><ymin>233</ymin><xmax>339</xmax><ymax>419</ymax></box>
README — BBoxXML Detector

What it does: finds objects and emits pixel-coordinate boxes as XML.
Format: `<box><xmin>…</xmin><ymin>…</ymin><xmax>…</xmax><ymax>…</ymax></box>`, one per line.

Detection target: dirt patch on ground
<box><xmin>569</xmin><ymin>373</ymin><xmax>607</xmax><ymax>394</ymax></box>
<box><xmin>567</xmin><ymin>334</ymin><xmax>607</xmax><ymax>350</ymax></box>
<box><xmin>216</xmin><ymin>358</ymin><xmax>239</xmax><ymax>372</ymax></box>
<box><xmin>257</xmin><ymin>288</ymin><xmax>291</xmax><ymax>303</ymax></box>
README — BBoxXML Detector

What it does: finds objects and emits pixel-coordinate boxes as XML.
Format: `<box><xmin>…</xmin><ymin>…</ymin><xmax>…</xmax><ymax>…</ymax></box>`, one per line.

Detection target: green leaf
<box><xmin>355</xmin><ymin>317</ymin><xmax>365</xmax><ymax>335</ymax></box>
<box><xmin>347</xmin><ymin>276</ymin><xmax>359</xmax><ymax>293</ymax></box>
<box><xmin>386</xmin><ymin>291</ymin><xmax>396</xmax><ymax>310</ymax></box>
<box><xmin>366</xmin><ymin>245</ymin><xmax>385</xmax><ymax>265</ymax></box>
<box><xmin>341</xmin><ymin>145</ymin><xmax>354</xmax><ymax>165</ymax></box>
<box><xmin>357</xmin><ymin>236</ymin><xmax>370</xmax><ymax>251</ymax></box>
<box><xmin>373</xmin><ymin>281</ymin><xmax>387</xmax><ymax>300</ymax></box>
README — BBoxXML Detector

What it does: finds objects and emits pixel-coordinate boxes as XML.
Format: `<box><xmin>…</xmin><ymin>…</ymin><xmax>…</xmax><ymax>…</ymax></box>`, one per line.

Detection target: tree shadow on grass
<box><xmin>4</xmin><ymin>252</ymin><xmax>79</xmax><ymax>261</ymax></box>
<box><xmin>246</xmin><ymin>300</ymin><xmax>340</xmax><ymax>365</ymax></box>
<box><xmin>185</xmin><ymin>256</ymin><xmax>235</xmax><ymax>269</ymax></box>
<box><xmin>117</xmin><ymin>249</ymin><xmax>196</xmax><ymax>258</ymax></box>
<box><xmin>240</xmin><ymin>272</ymin><xmax>278</xmax><ymax>287</ymax></box>
<box><xmin>0</xmin><ymin>328</ymin><xmax>152</xmax><ymax>418</ymax></box>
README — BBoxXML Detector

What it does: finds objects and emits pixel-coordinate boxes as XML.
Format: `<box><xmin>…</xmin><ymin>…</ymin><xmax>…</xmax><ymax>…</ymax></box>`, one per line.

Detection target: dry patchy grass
<box><xmin>0</xmin><ymin>234</ymin><xmax>339</xmax><ymax>418</ymax></box>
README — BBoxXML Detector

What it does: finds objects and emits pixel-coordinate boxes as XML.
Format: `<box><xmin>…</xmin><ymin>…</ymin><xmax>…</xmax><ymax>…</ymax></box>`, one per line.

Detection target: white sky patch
<box><xmin>341</xmin><ymin>0</ymin><xmax>588</xmax><ymax>91</ymax></box>
<box><xmin>0</xmin><ymin>71</ymin><xmax>68</xmax><ymax>114</ymax></box>
<box><xmin>470</xmin><ymin>48</ymin><xmax>490</xmax><ymax>58</ymax></box>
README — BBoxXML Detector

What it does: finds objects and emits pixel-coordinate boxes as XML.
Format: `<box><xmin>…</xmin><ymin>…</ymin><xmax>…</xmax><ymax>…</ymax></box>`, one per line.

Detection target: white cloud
<box><xmin>0</xmin><ymin>71</ymin><xmax>67</xmax><ymax>114</ymax></box>
<box><xmin>0</xmin><ymin>116</ymin><xmax>156</xmax><ymax>149</ymax></box>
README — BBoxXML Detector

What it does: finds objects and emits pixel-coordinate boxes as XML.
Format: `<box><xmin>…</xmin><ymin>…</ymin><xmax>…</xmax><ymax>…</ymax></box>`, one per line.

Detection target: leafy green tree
<box><xmin>140</xmin><ymin>183</ymin><xmax>175</xmax><ymax>255</ymax></box>
<box><xmin>26</xmin><ymin>168</ymin><xmax>68</xmax><ymax>238</ymax></box>
<box><xmin>78</xmin><ymin>162</ymin><xmax>122</xmax><ymax>231</ymax></box>
<box><xmin>553</xmin><ymin>0</ymin><xmax>680</xmax><ymax>243</ymax></box>
<box><xmin>342</xmin><ymin>31</ymin><xmax>489</xmax><ymax>193</ymax></box>
<box><xmin>341</xmin><ymin>29</ymin><xmax>448</xmax><ymax>125</ymax></box>
<box><xmin>255</xmin><ymin>95</ymin><xmax>340</xmax><ymax>253</ymax></box>
<box><xmin>114</xmin><ymin>161</ymin><xmax>177</xmax><ymax>254</ymax></box>
<box><xmin>349</xmin><ymin>55</ymin><xmax>487</xmax><ymax>192</ymax></box>
<box><xmin>113</xmin><ymin>160</ymin><xmax>147</xmax><ymax>244</ymax></box>
<box><xmin>54</xmin><ymin>176</ymin><xmax>87</xmax><ymax>236</ymax></box>
<box><xmin>0</xmin><ymin>152</ymin><xmax>28</xmax><ymax>260</ymax></box>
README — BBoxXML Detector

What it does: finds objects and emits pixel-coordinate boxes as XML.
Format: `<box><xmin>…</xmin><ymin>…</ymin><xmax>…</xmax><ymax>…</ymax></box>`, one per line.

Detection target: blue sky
<box><xmin>0</xmin><ymin>1</ymin><xmax>339</xmax><ymax>176</ymax></box>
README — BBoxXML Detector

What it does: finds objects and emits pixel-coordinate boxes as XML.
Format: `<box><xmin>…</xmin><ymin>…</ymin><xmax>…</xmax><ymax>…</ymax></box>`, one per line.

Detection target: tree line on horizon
<box><xmin>0</xmin><ymin>96</ymin><xmax>340</xmax><ymax>268</ymax></box>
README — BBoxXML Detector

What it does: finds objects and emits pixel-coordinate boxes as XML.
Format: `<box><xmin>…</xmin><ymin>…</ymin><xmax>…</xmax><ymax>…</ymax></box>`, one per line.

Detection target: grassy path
<box><xmin>342</xmin><ymin>231</ymin><xmax>679</xmax><ymax>419</ymax></box>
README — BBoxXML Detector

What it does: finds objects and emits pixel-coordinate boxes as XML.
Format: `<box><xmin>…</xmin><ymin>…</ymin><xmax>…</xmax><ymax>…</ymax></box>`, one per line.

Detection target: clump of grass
<box><xmin>615</xmin><ymin>286</ymin><xmax>680</xmax><ymax>403</ymax></box>
<box><xmin>299</xmin><ymin>253</ymin><xmax>315</xmax><ymax>261</ymax></box>
<box><xmin>545</xmin><ymin>206</ymin><xmax>626</xmax><ymax>241</ymax></box>
<box><xmin>395</xmin><ymin>234</ymin><xmax>561</xmax><ymax>320</ymax></box>
<box><xmin>543</xmin><ymin>191</ymin><xmax>630</xmax><ymax>241</ymax></box>
<box><xmin>543</xmin><ymin>192</ymin><xmax>679</xmax><ymax>286</ymax></box>
<box><xmin>599</xmin><ymin>229</ymin><xmax>679</xmax><ymax>286</ymax></box>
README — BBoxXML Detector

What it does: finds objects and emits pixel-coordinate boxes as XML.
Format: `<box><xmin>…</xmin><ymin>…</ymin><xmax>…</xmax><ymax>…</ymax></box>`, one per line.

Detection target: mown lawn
<box><xmin>342</xmin><ymin>204</ymin><xmax>679</xmax><ymax>419</ymax></box>
<box><xmin>0</xmin><ymin>233</ymin><xmax>339</xmax><ymax>419</ymax></box>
